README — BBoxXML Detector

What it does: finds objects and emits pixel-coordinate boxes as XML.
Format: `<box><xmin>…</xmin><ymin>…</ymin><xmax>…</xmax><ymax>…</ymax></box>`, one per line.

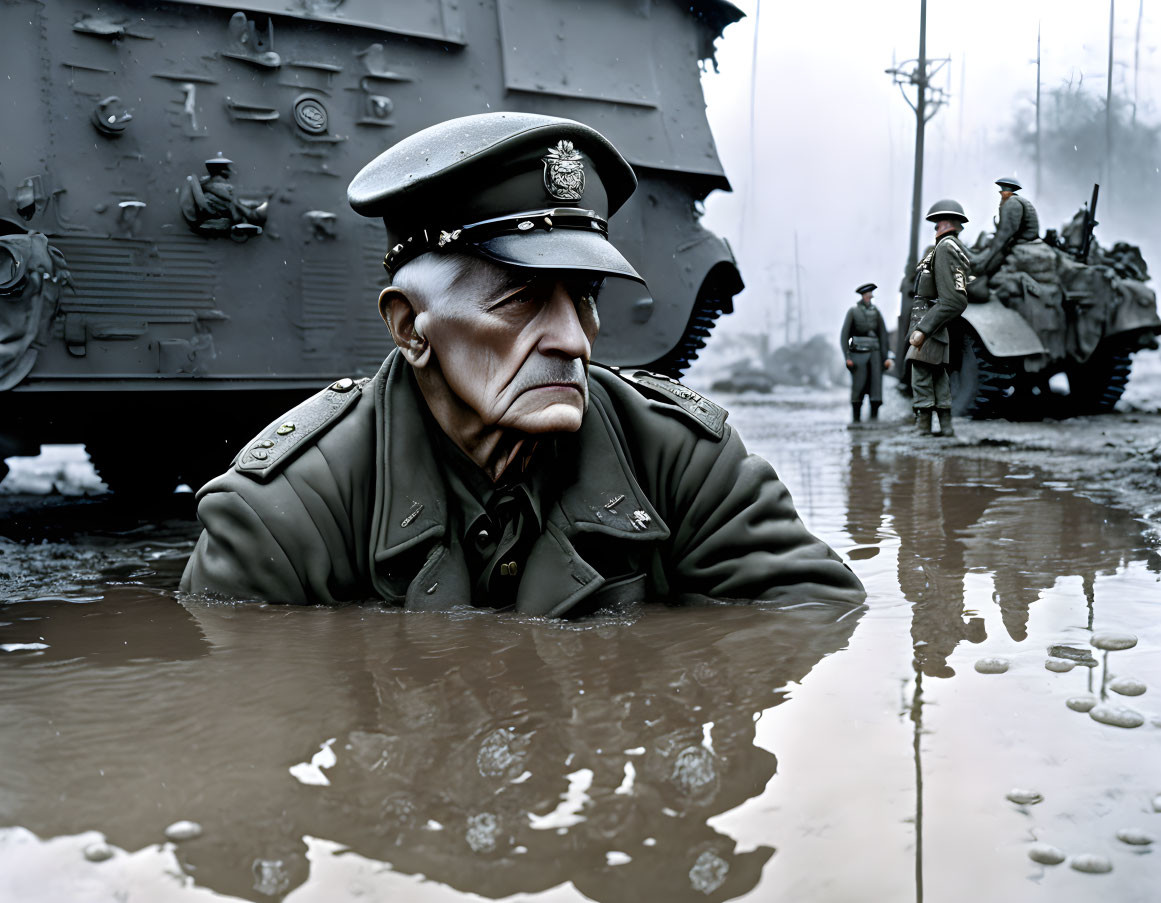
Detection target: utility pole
<box><xmin>793</xmin><ymin>230</ymin><xmax>803</xmax><ymax>345</ymax></box>
<box><xmin>885</xmin><ymin>0</ymin><xmax>950</xmax><ymax>363</ymax></box>
<box><xmin>1106</xmin><ymin>0</ymin><xmax>1115</xmax><ymax>204</ymax></box>
<box><xmin>1034</xmin><ymin>23</ymin><xmax>1042</xmax><ymax>196</ymax></box>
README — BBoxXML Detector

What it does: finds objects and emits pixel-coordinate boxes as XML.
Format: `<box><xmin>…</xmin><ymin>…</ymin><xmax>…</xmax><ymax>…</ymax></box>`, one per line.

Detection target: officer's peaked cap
<box><xmin>925</xmin><ymin>198</ymin><xmax>968</xmax><ymax>224</ymax></box>
<box><xmin>855</xmin><ymin>282</ymin><xmax>877</xmax><ymax>295</ymax></box>
<box><xmin>995</xmin><ymin>176</ymin><xmax>1022</xmax><ymax>191</ymax></box>
<box><xmin>348</xmin><ymin>112</ymin><xmax>642</xmax><ymax>283</ymax></box>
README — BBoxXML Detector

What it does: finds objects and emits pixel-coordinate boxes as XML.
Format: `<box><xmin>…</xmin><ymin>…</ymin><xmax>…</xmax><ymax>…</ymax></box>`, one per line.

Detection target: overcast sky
<box><xmin>698</xmin><ymin>0</ymin><xmax>1161</xmax><ymax>350</ymax></box>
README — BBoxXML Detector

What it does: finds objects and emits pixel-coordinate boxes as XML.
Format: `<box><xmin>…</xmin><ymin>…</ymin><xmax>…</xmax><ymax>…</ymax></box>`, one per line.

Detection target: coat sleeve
<box><xmin>651</xmin><ymin>421</ymin><xmax>866</xmax><ymax>606</ymax></box>
<box><xmin>839</xmin><ymin>308</ymin><xmax>854</xmax><ymax>355</ymax></box>
<box><xmin>916</xmin><ymin>240</ymin><xmax>969</xmax><ymax>338</ymax></box>
<box><xmin>180</xmin><ymin>444</ymin><xmax>366</xmax><ymax>604</ymax></box>
<box><xmin>980</xmin><ymin>199</ymin><xmax>1022</xmax><ymax>273</ymax></box>
<box><xmin>876</xmin><ymin>309</ymin><xmax>890</xmax><ymax>361</ymax></box>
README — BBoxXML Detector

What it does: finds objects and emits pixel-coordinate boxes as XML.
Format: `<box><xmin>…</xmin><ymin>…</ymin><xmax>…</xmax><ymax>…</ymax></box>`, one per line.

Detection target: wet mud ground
<box><xmin>2</xmin><ymin>355</ymin><xmax>1161</xmax><ymax>902</ymax></box>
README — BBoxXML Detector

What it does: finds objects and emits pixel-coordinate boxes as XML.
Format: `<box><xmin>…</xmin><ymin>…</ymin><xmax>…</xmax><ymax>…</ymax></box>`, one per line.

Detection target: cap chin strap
<box><xmin>383</xmin><ymin>207</ymin><xmax>608</xmax><ymax>277</ymax></box>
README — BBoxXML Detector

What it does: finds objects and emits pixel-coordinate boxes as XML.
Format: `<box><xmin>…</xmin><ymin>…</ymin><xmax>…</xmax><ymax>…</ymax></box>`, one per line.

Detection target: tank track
<box><xmin>952</xmin><ymin>332</ymin><xmax>1019</xmax><ymax>418</ymax></box>
<box><xmin>643</xmin><ymin>277</ymin><xmax>736</xmax><ymax>379</ymax></box>
<box><xmin>1067</xmin><ymin>343</ymin><xmax>1134</xmax><ymax>415</ymax></box>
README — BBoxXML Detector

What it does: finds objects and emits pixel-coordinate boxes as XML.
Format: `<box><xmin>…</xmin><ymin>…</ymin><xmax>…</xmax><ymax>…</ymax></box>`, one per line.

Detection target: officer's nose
<box><xmin>537</xmin><ymin>281</ymin><xmax>593</xmax><ymax>359</ymax></box>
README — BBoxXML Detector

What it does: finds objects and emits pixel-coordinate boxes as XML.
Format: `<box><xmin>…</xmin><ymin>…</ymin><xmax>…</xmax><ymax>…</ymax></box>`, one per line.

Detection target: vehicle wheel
<box><xmin>1065</xmin><ymin>342</ymin><xmax>1134</xmax><ymax>415</ymax></box>
<box><xmin>87</xmin><ymin>442</ymin><xmax>181</xmax><ymax>499</ymax></box>
<box><xmin>950</xmin><ymin>331</ymin><xmax>1020</xmax><ymax>418</ymax></box>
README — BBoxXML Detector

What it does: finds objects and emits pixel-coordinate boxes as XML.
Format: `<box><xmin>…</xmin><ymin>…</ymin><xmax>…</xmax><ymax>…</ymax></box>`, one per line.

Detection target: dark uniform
<box><xmin>840</xmin><ymin>282</ymin><xmax>890</xmax><ymax>422</ymax></box>
<box><xmin>907</xmin><ymin>199</ymin><xmax>971</xmax><ymax>436</ymax></box>
<box><xmin>181</xmin><ymin>113</ymin><xmax>864</xmax><ymax>612</ymax></box>
<box><xmin>978</xmin><ymin>176</ymin><xmax>1039</xmax><ymax>275</ymax></box>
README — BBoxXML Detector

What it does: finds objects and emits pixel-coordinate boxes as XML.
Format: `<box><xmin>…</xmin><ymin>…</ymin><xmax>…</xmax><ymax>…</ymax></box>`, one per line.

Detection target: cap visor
<box><xmin>474</xmin><ymin>230</ymin><xmax>645</xmax><ymax>284</ymax></box>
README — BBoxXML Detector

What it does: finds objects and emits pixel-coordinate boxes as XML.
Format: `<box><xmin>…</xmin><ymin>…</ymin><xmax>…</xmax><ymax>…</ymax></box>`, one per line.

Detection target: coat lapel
<box><xmin>367</xmin><ymin>357</ymin><xmax>669</xmax><ymax>616</ymax></box>
<box><xmin>515</xmin><ymin>392</ymin><xmax>669</xmax><ymax>617</ymax></box>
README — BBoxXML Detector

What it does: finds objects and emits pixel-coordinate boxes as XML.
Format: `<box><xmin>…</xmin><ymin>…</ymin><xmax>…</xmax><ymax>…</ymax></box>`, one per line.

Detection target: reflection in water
<box><xmin>0</xmin><ymin>592</ymin><xmax>861</xmax><ymax>902</ymax></box>
<box><xmin>846</xmin><ymin>438</ymin><xmax>1161</xmax><ymax>903</ymax></box>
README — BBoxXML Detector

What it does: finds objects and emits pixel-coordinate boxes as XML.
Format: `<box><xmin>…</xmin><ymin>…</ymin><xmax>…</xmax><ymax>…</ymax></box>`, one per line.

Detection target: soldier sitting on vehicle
<box><xmin>976</xmin><ymin>176</ymin><xmax>1039</xmax><ymax>276</ymax></box>
<box><xmin>181</xmin><ymin>113</ymin><xmax>865</xmax><ymax>614</ymax></box>
<box><xmin>840</xmin><ymin>282</ymin><xmax>892</xmax><ymax>424</ymax></box>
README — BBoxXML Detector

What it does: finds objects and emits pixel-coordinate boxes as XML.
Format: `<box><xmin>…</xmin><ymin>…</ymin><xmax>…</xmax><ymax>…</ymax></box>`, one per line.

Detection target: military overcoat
<box><xmin>906</xmin><ymin>232</ymin><xmax>971</xmax><ymax>366</ymax></box>
<box><xmin>840</xmin><ymin>302</ymin><xmax>890</xmax><ymax>403</ymax></box>
<box><xmin>980</xmin><ymin>194</ymin><xmax>1039</xmax><ymax>274</ymax></box>
<box><xmin>181</xmin><ymin>353</ymin><xmax>865</xmax><ymax>615</ymax></box>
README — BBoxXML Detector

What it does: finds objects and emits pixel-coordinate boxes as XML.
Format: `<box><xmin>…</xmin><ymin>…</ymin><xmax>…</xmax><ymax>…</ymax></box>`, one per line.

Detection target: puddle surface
<box><xmin>2</xmin><ymin>398</ymin><xmax>1160</xmax><ymax>902</ymax></box>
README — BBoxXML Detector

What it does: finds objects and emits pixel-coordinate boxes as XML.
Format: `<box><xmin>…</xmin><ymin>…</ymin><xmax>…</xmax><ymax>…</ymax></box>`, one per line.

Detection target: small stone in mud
<box><xmin>1027</xmin><ymin>843</ymin><xmax>1066</xmax><ymax>865</ymax></box>
<box><xmin>1069</xmin><ymin>854</ymin><xmax>1113</xmax><ymax>874</ymax></box>
<box><xmin>1047</xmin><ymin>645</ymin><xmax>1097</xmax><ymax>667</ymax></box>
<box><xmin>1066</xmin><ymin>696</ymin><xmax>1098</xmax><ymax>713</ymax></box>
<box><xmin>1108</xmin><ymin>677</ymin><xmax>1147</xmax><ymax>697</ymax></box>
<box><xmin>1091</xmin><ymin>632</ymin><xmax>1137</xmax><ymax>651</ymax></box>
<box><xmin>1089</xmin><ymin>705</ymin><xmax>1145</xmax><ymax>728</ymax></box>
<box><xmin>83</xmin><ymin>842</ymin><xmax>114</xmax><ymax>862</ymax></box>
<box><xmin>1006</xmin><ymin>788</ymin><xmax>1043</xmax><ymax>805</ymax></box>
<box><xmin>1115</xmin><ymin>828</ymin><xmax>1155</xmax><ymax>846</ymax></box>
<box><xmin>1045</xmin><ymin>658</ymin><xmax>1075</xmax><ymax>672</ymax></box>
<box><xmin>974</xmin><ymin>657</ymin><xmax>1010</xmax><ymax>674</ymax></box>
<box><xmin>164</xmin><ymin>820</ymin><xmax>203</xmax><ymax>841</ymax></box>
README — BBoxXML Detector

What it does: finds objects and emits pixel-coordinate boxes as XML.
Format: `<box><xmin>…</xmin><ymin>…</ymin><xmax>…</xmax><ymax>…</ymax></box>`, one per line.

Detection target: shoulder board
<box><xmin>234</xmin><ymin>376</ymin><xmax>369</xmax><ymax>482</ymax></box>
<box><xmin>607</xmin><ymin>367</ymin><xmax>728</xmax><ymax>440</ymax></box>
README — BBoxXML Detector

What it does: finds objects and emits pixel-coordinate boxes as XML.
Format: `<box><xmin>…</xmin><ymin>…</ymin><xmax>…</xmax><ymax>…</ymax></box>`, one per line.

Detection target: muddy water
<box><xmin>2</xmin><ymin>394</ymin><xmax>1160</xmax><ymax>903</ymax></box>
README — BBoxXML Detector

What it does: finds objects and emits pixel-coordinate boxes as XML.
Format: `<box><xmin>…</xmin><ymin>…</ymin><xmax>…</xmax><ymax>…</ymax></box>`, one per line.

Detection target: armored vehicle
<box><xmin>0</xmin><ymin>0</ymin><xmax>744</xmax><ymax>493</ymax></box>
<box><xmin>899</xmin><ymin>195</ymin><xmax>1160</xmax><ymax>419</ymax></box>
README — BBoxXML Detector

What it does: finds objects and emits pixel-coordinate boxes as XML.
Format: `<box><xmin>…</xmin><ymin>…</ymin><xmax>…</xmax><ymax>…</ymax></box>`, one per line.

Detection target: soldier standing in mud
<box><xmin>977</xmin><ymin>177</ymin><xmax>1039</xmax><ymax>275</ymax></box>
<box><xmin>907</xmin><ymin>200</ymin><xmax>971</xmax><ymax>438</ymax></box>
<box><xmin>840</xmin><ymin>282</ymin><xmax>892</xmax><ymax>423</ymax></box>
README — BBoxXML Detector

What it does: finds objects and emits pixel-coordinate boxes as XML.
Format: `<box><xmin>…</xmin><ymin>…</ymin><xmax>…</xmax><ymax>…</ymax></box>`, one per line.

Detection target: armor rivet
<box><xmin>331</xmin><ymin>377</ymin><xmax>355</xmax><ymax>392</ymax></box>
<box><xmin>276</xmin><ymin>423</ymin><xmax>295</xmax><ymax>435</ymax></box>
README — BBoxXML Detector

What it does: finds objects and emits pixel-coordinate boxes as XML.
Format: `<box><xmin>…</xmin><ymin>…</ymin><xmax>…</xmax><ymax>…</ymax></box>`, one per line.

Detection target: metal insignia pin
<box><xmin>631</xmin><ymin>510</ymin><xmax>651</xmax><ymax>530</ymax></box>
<box><xmin>542</xmin><ymin>140</ymin><xmax>584</xmax><ymax>201</ymax></box>
<box><xmin>400</xmin><ymin>503</ymin><xmax>424</xmax><ymax>528</ymax></box>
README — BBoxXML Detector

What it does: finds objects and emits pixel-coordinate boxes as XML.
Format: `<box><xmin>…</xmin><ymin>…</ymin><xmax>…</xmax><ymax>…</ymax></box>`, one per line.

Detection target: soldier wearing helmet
<box><xmin>977</xmin><ymin>176</ymin><xmax>1040</xmax><ymax>275</ymax></box>
<box><xmin>906</xmin><ymin>199</ymin><xmax>972</xmax><ymax>437</ymax></box>
<box><xmin>181</xmin><ymin>113</ymin><xmax>864</xmax><ymax>613</ymax></box>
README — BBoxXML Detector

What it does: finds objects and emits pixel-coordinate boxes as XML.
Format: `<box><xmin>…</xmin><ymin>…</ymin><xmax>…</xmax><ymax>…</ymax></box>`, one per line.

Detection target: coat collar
<box><xmin>367</xmin><ymin>353</ymin><xmax>668</xmax><ymax>615</ymax></box>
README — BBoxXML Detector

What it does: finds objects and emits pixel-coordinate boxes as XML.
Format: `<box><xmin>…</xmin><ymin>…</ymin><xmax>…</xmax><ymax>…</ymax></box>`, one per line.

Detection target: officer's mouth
<box><xmin>524</xmin><ymin>381</ymin><xmax>584</xmax><ymax>395</ymax></box>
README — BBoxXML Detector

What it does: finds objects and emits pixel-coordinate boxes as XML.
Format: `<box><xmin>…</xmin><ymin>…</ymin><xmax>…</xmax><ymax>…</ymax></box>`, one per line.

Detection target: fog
<box><xmin>698</xmin><ymin>0</ymin><xmax>1161</xmax><ymax>354</ymax></box>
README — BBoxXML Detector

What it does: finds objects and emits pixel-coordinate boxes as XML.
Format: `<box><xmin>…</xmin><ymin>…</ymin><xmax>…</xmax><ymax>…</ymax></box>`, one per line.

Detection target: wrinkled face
<box><xmin>424</xmin><ymin>268</ymin><xmax>602</xmax><ymax>434</ymax></box>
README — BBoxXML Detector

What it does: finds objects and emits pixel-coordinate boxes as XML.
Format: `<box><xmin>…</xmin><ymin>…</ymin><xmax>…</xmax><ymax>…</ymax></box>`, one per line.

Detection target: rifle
<box><xmin>1078</xmin><ymin>183</ymin><xmax>1100</xmax><ymax>261</ymax></box>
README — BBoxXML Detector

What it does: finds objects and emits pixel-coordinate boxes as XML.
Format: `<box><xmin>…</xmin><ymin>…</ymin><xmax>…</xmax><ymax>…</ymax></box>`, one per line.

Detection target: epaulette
<box><xmin>605</xmin><ymin>366</ymin><xmax>728</xmax><ymax>440</ymax></box>
<box><xmin>234</xmin><ymin>376</ymin><xmax>369</xmax><ymax>481</ymax></box>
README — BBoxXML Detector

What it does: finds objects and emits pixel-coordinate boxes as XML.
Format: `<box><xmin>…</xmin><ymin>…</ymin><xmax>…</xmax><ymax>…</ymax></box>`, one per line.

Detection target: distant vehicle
<box><xmin>0</xmin><ymin>0</ymin><xmax>744</xmax><ymax>493</ymax></box>
<box><xmin>894</xmin><ymin>192</ymin><xmax>1160</xmax><ymax>418</ymax></box>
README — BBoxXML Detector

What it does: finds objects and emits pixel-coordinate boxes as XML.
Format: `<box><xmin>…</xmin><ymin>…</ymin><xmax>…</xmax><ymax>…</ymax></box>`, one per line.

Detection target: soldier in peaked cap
<box><xmin>840</xmin><ymin>282</ymin><xmax>892</xmax><ymax>424</ymax></box>
<box><xmin>906</xmin><ymin>199</ymin><xmax>973</xmax><ymax>437</ymax></box>
<box><xmin>977</xmin><ymin>176</ymin><xmax>1040</xmax><ymax>275</ymax></box>
<box><xmin>181</xmin><ymin>113</ymin><xmax>864</xmax><ymax>614</ymax></box>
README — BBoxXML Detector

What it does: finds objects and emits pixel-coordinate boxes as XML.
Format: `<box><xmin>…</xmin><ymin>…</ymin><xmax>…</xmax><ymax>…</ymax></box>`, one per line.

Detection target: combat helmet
<box><xmin>995</xmin><ymin>176</ymin><xmax>1022</xmax><ymax>192</ymax></box>
<box><xmin>925</xmin><ymin>199</ymin><xmax>968</xmax><ymax>224</ymax></box>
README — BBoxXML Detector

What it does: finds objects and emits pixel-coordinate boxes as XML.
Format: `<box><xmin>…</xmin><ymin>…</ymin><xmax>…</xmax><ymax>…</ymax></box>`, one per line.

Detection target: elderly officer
<box><xmin>907</xmin><ymin>199</ymin><xmax>972</xmax><ymax>438</ymax></box>
<box><xmin>181</xmin><ymin>113</ymin><xmax>864</xmax><ymax>614</ymax></box>
<box><xmin>840</xmin><ymin>282</ymin><xmax>892</xmax><ymax>423</ymax></box>
<box><xmin>977</xmin><ymin>176</ymin><xmax>1039</xmax><ymax>276</ymax></box>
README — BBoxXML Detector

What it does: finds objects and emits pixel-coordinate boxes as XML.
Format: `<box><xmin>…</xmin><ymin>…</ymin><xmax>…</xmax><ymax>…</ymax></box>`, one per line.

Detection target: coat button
<box><xmin>476</xmin><ymin>528</ymin><xmax>491</xmax><ymax>545</ymax></box>
<box><xmin>330</xmin><ymin>377</ymin><xmax>355</xmax><ymax>392</ymax></box>
<box><xmin>500</xmin><ymin>562</ymin><xmax>519</xmax><ymax>577</ymax></box>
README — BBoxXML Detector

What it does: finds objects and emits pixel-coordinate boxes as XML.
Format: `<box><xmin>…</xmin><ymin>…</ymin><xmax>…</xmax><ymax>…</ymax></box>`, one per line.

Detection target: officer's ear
<box><xmin>379</xmin><ymin>287</ymin><xmax>432</xmax><ymax>368</ymax></box>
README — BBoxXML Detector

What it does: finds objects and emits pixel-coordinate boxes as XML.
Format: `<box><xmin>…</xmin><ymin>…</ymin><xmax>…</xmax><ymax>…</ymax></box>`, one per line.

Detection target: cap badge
<box><xmin>543</xmin><ymin>140</ymin><xmax>585</xmax><ymax>202</ymax></box>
